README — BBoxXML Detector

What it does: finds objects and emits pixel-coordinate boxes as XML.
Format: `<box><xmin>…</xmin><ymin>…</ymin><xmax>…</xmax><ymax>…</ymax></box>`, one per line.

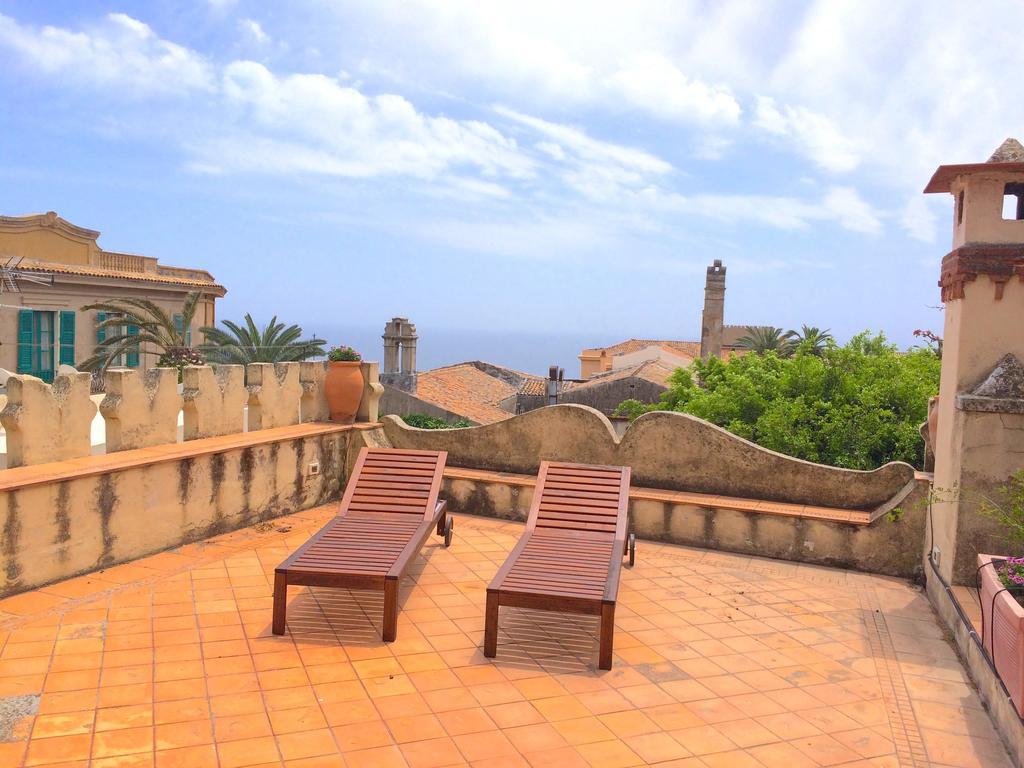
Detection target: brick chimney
<box><xmin>700</xmin><ymin>260</ymin><xmax>726</xmax><ymax>360</ymax></box>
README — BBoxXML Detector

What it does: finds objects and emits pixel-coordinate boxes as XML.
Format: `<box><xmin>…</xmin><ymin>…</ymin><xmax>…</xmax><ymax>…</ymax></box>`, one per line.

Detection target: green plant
<box><xmin>200</xmin><ymin>314</ymin><xmax>325</xmax><ymax>364</ymax></box>
<box><xmin>885</xmin><ymin>507</ymin><xmax>905</xmax><ymax>523</ymax></box>
<box><xmin>328</xmin><ymin>345</ymin><xmax>361</xmax><ymax>362</ymax></box>
<box><xmin>616</xmin><ymin>331</ymin><xmax>940</xmax><ymax>470</ymax></box>
<box><xmin>785</xmin><ymin>325</ymin><xmax>833</xmax><ymax>355</ymax></box>
<box><xmin>81</xmin><ymin>291</ymin><xmax>203</xmax><ymax>376</ymax></box>
<box><xmin>735</xmin><ymin>326</ymin><xmax>793</xmax><ymax>356</ymax></box>
<box><xmin>980</xmin><ymin>470</ymin><xmax>1024</xmax><ymax>549</ymax></box>
<box><xmin>400</xmin><ymin>413</ymin><xmax>472</xmax><ymax>429</ymax></box>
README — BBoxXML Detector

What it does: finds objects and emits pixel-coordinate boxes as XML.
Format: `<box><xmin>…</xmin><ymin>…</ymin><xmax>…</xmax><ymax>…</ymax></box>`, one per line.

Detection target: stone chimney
<box><xmin>700</xmin><ymin>260</ymin><xmax>726</xmax><ymax>360</ymax></box>
<box><xmin>380</xmin><ymin>317</ymin><xmax>418</xmax><ymax>392</ymax></box>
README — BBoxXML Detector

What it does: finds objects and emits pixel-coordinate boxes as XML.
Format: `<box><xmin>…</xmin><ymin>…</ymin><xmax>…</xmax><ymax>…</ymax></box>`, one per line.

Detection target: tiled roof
<box><xmin>415</xmin><ymin>363</ymin><xmax>531</xmax><ymax>424</ymax></box>
<box><xmin>581</xmin><ymin>338</ymin><xmax>702</xmax><ymax>358</ymax></box>
<box><xmin>574</xmin><ymin>359</ymin><xmax>678</xmax><ymax>389</ymax></box>
<box><xmin>517</xmin><ymin>378</ymin><xmax>579</xmax><ymax>396</ymax></box>
<box><xmin>19</xmin><ymin>259</ymin><xmax>225</xmax><ymax>291</ymax></box>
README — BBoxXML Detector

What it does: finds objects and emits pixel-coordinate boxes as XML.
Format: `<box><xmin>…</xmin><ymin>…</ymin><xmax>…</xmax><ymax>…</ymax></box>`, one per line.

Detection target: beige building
<box><xmin>0</xmin><ymin>212</ymin><xmax>225</xmax><ymax>381</ymax></box>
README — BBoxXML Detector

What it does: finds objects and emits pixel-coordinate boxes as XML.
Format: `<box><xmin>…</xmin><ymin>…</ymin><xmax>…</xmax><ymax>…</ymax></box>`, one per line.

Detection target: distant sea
<box><xmin>303</xmin><ymin>324</ymin><xmax>620</xmax><ymax>379</ymax></box>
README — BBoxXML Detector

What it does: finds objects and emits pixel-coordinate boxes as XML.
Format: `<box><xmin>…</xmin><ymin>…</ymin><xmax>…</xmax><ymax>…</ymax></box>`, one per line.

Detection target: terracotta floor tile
<box><xmin>452</xmin><ymin>730</ymin><xmax>518</xmax><ymax>762</ymax></box>
<box><xmin>155</xmin><ymin>744</ymin><xmax>219</xmax><ymax>768</ymax></box>
<box><xmin>386</xmin><ymin>712</ymin><xmax>444</xmax><ymax>743</ymax></box>
<box><xmin>267</xmin><ymin>705</ymin><xmax>328</xmax><ymax>735</ymax></box>
<box><xmin>503</xmin><ymin>723</ymin><xmax>568</xmax><ymax>754</ymax></box>
<box><xmin>628</xmin><ymin>731</ymin><xmax>692</xmax><ymax>763</ymax></box>
<box><xmin>31</xmin><ymin>710</ymin><xmax>95</xmax><ymax>738</ymax></box>
<box><xmin>668</xmin><ymin>724</ymin><xmax>737</xmax><ymax>755</ymax></box>
<box><xmin>0</xmin><ymin>509</ymin><xmax>1013</xmax><ymax>768</ymax></box>
<box><xmin>275</xmin><ymin>728</ymin><xmax>337</xmax><ymax>761</ymax></box>
<box><xmin>24</xmin><ymin>733</ymin><xmax>93</xmax><ymax>766</ymax></box>
<box><xmin>217</xmin><ymin>735</ymin><xmax>281</xmax><ymax>768</ymax></box>
<box><xmin>746</xmin><ymin>740</ymin><xmax>819</xmax><ymax>768</ymax></box>
<box><xmin>155</xmin><ymin>718</ymin><xmax>214</xmax><ymax>750</ymax></box>
<box><xmin>91</xmin><ymin>725</ymin><xmax>154</xmax><ymax>758</ymax></box>
<box><xmin>573</xmin><ymin>738</ymin><xmax>643</xmax><ymax>768</ymax></box>
<box><xmin>331</xmin><ymin>720</ymin><xmax>393</xmax><ymax>752</ymax></box>
<box><xmin>321</xmin><ymin>698</ymin><xmax>381</xmax><ymax>728</ymax></box>
<box><xmin>344</xmin><ymin>745</ymin><xmax>408</xmax><ymax>768</ymax></box>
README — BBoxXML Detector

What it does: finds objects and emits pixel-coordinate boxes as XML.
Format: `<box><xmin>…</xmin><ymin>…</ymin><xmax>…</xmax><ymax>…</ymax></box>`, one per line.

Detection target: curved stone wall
<box><xmin>381</xmin><ymin>404</ymin><xmax>915</xmax><ymax>510</ymax></box>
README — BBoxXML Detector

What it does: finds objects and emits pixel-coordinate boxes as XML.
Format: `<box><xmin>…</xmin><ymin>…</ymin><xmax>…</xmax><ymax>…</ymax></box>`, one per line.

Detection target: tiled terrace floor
<box><xmin>0</xmin><ymin>506</ymin><xmax>1012</xmax><ymax>768</ymax></box>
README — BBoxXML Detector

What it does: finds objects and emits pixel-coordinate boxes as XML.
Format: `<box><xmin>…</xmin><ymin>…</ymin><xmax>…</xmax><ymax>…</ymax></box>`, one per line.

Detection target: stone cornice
<box><xmin>938</xmin><ymin>243</ymin><xmax>1024</xmax><ymax>301</ymax></box>
<box><xmin>0</xmin><ymin>211</ymin><xmax>100</xmax><ymax>243</ymax></box>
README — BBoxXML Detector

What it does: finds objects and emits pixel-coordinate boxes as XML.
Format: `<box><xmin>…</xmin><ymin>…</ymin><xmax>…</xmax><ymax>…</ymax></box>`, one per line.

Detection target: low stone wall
<box><xmin>0</xmin><ymin>361</ymin><xmax>383</xmax><ymax>467</ymax></box>
<box><xmin>0</xmin><ymin>423</ymin><xmax>371</xmax><ymax>598</ymax></box>
<box><xmin>437</xmin><ymin>466</ymin><xmax>930</xmax><ymax>577</ymax></box>
<box><xmin>381</xmin><ymin>404</ymin><xmax>916</xmax><ymax>510</ymax></box>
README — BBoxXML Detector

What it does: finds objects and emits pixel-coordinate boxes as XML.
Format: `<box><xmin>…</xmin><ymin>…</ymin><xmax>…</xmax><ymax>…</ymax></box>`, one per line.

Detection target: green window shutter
<box><xmin>16</xmin><ymin>309</ymin><xmax>33</xmax><ymax>373</ymax></box>
<box><xmin>174</xmin><ymin>313</ymin><xmax>192</xmax><ymax>348</ymax></box>
<box><xmin>59</xmin><ymin>311</ymin><xmax>76</xmax><ymax>366</ymax></box>
<box><xmin>126</xmin><ymin>324</ymin><xmax>140</xmax><ymax>368</ymax></box>
<box><xmin>96</xmin><ymin>312</ymin><xmax>107</xmax><ymax>343</ymax></box>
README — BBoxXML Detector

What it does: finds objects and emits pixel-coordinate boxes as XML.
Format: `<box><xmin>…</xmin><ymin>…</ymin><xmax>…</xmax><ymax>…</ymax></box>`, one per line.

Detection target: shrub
<box><xmin>400</xmin><ymin>413</ymin><xmax>472</xmax><ymax>429</ymax></box>
<box><xmin>615</xmin><ymin>331</ymin><xmax>940</xmax><ymax>470</ymax></box>
<box><xmin>328</xmin><ymin>345</ymin><xmax>361</xmax><ymax>362</ymax></box>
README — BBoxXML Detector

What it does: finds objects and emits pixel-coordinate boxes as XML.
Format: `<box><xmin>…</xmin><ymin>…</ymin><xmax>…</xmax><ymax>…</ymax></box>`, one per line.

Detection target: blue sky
<box><xmin>1</xmin><ymin>1</ymin><xmax>1020</xmax><ymax>372</ymax></box>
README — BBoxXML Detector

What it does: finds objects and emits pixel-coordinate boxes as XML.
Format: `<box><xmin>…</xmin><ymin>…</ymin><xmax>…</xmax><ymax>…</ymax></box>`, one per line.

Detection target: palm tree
<box><xmin>199</xmin><ymin>314</ymin><xmax>326</xmax><ymax>364</ymax></box>
<box><xmin>735</xmin><ymin>326</ymin><xmax>793</xmax><ymax>356</ymax></box>
<box><xmin>785</xmin><ymin>325</ymin><xmax>833</xmax><ymax>355</ymax></box>
<box><xmin>80</xmin><ymin>291</ymin><xmax>204</xmax><ymax>372</ymax></box>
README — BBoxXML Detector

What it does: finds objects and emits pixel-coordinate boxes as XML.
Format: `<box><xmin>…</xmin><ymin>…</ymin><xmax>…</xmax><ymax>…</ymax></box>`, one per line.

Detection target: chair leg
<box><xmin>383</xmin><ymin>578</ymin><xmax>399</xmax><ymax>642</ymax></box>
<box><xmin>599</xmin><ymin>603</ymin><xmax>616</xmax><ymax>670</ymax></box>
<box><xmin>436</xmin><ymin>509</ymin><xmax>447</xmax><ymax>536</ymax></box>
<box><xmin>483</xmin><ymin>591</ymin><xmax>499</xmax><ymax>658</ymax></box>
<box><xmin>272</xmin><ymin>572</ymin><xmax>288</xmax><ymax>636</ymax></box>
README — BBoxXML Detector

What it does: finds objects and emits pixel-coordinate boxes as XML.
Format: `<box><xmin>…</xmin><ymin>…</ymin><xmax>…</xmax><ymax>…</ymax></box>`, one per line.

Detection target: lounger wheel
<box><xmin>627</xmin><ymin>533</ymin><xmax>636</xmax><ymax>567</ymax></box>
<box><xmin>444</xmin><ymin>518</ymin><xmax>454</xmax><ymax>548</ymax></box>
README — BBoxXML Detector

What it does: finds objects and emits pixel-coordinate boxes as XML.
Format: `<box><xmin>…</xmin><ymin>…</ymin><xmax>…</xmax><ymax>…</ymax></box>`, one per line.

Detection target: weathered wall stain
<box><xmin>292</xmin><ymin>438</ymin><xmax>306</xmax><ymax>508</ymax></box>
<box><xmin>0</xmin><ymin>429</ymin><xmax>353</xmax><ymax>598</ymax></box>
<box><xmin>3</xmin><ymin>495</ymin><xmax>21</xmax><ymax>585</ymax></box>
<box><xmin>55</xmin><ymin>482</ymin><xmax>71</xmax><ymax>562</ymax></box>
<box><xmin>96</xmin><ymin>475</ymin><xmax>117</xmax><ymax>568</ymax></box>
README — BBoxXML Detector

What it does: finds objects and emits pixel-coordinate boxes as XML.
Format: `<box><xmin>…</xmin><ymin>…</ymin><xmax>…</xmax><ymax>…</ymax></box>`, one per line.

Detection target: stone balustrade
<box><xmin>0</xmin><ymin>361</ymin><xmax>383</xmax><ymax>467</ymax></box>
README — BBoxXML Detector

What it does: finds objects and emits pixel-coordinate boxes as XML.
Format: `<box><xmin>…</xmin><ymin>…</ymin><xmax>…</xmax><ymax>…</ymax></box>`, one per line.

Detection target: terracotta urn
<box><xmin>324</xmin><ymin>361</ymin><xmax>364</xmax><ymax>424</ymax></box>
<box><xmin>978</xmin><ymin>553</ymin><xmax>1024</xmax><ymax>716</ymax></box>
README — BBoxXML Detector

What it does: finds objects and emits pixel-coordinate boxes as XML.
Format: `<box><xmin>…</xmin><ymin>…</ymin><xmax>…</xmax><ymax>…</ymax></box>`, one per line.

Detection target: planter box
<box><xmin>978</xmin><ymin>553</ymin><xmax>1024</xmax><ymax>717</ymax></box>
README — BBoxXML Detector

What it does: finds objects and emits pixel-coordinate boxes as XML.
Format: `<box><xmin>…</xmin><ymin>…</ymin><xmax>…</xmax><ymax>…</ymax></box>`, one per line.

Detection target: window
<box><xmin>96</xmin><ymin>312</ymin><xmax>139</xmax><ymax>368</ymax></box>
<box><xmin>17</xmin><ymin>310</ymin><xmax>56</xmax><ymax>383</ymax></box>
<box><xmin>1003</xmin><ymin>183</ymin><xmax>1024</xmax><ymax>221</ymax></box>
<box><xmin>173</xmin><ymin>314</ymin><xmax>192</xmax><ymax>347</ymax></box>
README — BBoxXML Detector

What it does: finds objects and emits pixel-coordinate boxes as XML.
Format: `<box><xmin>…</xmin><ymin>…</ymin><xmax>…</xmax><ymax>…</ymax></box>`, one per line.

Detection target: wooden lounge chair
<box><xmin>484</xmin><ymin>461</ymin><xmax>634</xmax><ymax>669</ymax></box>
<box><xmin>273</xmin><ymin>447</ymin><xmax>451</xmax><ymax>641</ymax></box>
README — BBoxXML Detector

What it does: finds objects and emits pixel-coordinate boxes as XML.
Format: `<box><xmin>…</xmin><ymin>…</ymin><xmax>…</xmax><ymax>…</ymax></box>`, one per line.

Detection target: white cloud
<box><xmin>0</xmin><ymin>12</ymin><xmax>213</xmax><ymax>94</ymax></box>
<box><xmin>201</xmin><ymin>61</ymin><xmax>533</xmax><ymax>182</ymax></box>
<box><xmin>240</xmin><ymin>18</ymin><xmax>269</xmax><ymax>45</ymax></box>
<box><xmin>607</xmin><ymin>52</ymin><xmax>741</xmax><ymax>125</ymax></box>
<box><xmin>753</xmin><ymin>96</ymin><xmax>862</xmax><ymax>173</ymax></box>
<box><xmin>658</xmin><ymin>185</ymin><xmax>882</xmax><ymax>235</ymax></box>
<box><xmin>901</xmin><ymin>195</ymin><xmax>939</xmax><ymax>244</ymax></box>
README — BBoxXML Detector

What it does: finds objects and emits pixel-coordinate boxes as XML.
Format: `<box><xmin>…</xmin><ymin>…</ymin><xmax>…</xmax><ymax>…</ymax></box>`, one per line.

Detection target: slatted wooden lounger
<box><xmin>484</xmin><ymin>461</ymin><xmax>634</xmax><ymax>670</ymax></box>
<box><xmin>272</xmin><ymin>447</ymin><xmax>451</xmax><ymax>641</ymax></box>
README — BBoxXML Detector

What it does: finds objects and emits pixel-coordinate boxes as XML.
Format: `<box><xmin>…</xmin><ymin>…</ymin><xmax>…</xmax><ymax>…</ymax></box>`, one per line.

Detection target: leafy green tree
<box><xmin>199</xmin><ymin>315</ymin><xmax>326</xmax><ymax>364</ymax></box>
<box><xmin>735</xmin><ymin>326</ymin><xmax>793</xmax><ymax>356</ymax></box>
<box><xmin>785</xmin><ymin>325</ymin><xmax>833</xmax><ymax>355</ymax></box>
<box><xmin>81</xmin><ymin>291</ymin><xmax>203</xmax><ymax>373</ymax></box>
<box><xmin>615</xmin><ymin>332</ymin><xmax>940</xmax><ymax>469</ymax></box>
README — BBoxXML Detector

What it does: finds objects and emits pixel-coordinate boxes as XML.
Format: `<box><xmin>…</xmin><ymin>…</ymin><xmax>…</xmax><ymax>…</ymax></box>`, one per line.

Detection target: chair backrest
<box><xmin>341</xmin><ymin>447</ymin><xmax>448</xmax><ymax>519</ymax></box>
<box><xmin>528</xmin><ymin>461</ymin><xmax>631</xmax><ymax>538</ymax></box>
